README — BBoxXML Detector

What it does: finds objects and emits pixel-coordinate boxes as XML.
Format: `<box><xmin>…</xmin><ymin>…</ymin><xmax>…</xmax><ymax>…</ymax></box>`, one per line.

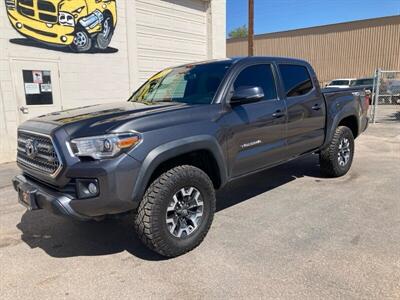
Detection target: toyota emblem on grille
<box><xmin>25</xmin><ymin>139</ymin><xmax>38</xmax><ymax>159</ymax></box>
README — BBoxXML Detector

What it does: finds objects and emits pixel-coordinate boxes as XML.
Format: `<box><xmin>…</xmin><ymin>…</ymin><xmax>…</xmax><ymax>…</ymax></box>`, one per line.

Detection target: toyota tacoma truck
<box><xmin>5</xmin><ymin>0</ymin><xmax>117</xmax><ymax>52</ymax></box>
<box><xmin>12</xmin><ymin>57</ymin><xmax>369</xmax><ymax>257</ymax></box>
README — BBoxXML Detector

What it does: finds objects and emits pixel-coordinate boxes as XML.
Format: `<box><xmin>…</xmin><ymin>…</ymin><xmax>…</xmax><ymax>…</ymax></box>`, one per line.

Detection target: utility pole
<box><xmin>248</xmin><ymin>0</ymin><xmax>254</xmax><ymax>56</ymax></box>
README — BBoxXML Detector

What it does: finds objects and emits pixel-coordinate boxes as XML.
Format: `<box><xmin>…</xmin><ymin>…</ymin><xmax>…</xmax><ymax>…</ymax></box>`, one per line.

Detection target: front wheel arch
<box><xmin>131</xmin><ymin>137</ymin><xmax>228</xmax><ymax>203</ymax></box>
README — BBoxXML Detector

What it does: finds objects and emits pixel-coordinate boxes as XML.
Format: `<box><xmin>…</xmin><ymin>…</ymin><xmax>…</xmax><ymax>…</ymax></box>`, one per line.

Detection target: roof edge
<box><xmin>227</xmin><ymin>15</ymin><xmax>400</xmax><ymax>43</ymax></box>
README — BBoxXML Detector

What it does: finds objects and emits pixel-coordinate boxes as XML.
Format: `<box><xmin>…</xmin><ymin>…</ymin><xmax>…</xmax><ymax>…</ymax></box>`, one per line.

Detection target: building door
<box><xmin>11</xmin><ymin>60</ymin><xmax>62</xmax><ymax>123</ymax></box>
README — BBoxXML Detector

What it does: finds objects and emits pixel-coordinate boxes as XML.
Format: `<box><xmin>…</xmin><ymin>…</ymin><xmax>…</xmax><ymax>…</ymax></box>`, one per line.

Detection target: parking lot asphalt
<box><xmin>1</xmin><ymin>107</ymin><xmax>399</xmax><ymax>299</ymax></box>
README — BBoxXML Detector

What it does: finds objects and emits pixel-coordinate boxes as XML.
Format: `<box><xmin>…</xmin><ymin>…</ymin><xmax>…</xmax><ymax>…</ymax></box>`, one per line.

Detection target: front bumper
<box><xmin>13</xmin><ymin>152</ymin><xmax>142</xmax><ymax>220</ymax></box>
<box><xmin>13</xmin><ymin>174</ymin><xmax>90</xmax><ymax>220</ymax></box>
<box><xmin>6</xmin><ymin>9</ymin><xmax>75</xmax><ymax>45</ymax></box>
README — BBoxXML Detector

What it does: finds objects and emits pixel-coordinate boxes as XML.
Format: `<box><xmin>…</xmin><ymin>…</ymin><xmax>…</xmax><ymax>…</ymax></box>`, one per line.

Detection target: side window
<box><xmin>278</xmin><ymin>64</ymin><xmax>313</xmax><ymax>97</ymax></box>
<box><xmin>233</xmin><ymin>64</ymin><xmax>277</xmax><ymax>100</ymax></box>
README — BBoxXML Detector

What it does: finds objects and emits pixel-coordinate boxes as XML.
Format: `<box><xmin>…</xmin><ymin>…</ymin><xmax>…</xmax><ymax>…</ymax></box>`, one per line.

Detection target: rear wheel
<box><xmin>320</xmin><ymin>126</ymin><xmax>355</xmax><ymax>177</ymax></box>
<box><xmin>134</xmin><ymin>165</ymin><xmax>216</xmax><ymax>257</ymax></box>
<box><xmin>95</xmin><ymin>15</ymin><xmax>114</xmax><ymax>50</ymax></box>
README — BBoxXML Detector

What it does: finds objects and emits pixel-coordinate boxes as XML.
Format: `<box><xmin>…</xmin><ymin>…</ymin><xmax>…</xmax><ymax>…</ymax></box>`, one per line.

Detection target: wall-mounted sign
<box><xmin>24</xmin><ymin>83</ymin><xmax>40</xmax><ymax>95</ymax></box>
<box><xmin>23</xmin><ymin>70</ymin><xmax>53</xmax><ymax>105</ymax></box>
<box><xmin>40</xmin><ymin>83</ymin><xmax>52</xmax><ymax>93</ymax></box>
<box><xmin>32</xmin><ymin>71</ymin><xmax>43</xmax><ymax>84</ymax></box>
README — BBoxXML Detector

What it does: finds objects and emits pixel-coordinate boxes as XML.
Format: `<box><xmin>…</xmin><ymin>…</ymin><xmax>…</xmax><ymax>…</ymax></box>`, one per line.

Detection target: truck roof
<box><xmin>175</xmin><ymin>56</ymin><xmax>312</xmax><ymax>69</ymax></box>
<box><xmin>229</xmin><ymin>56</ymin><xmax>310</xmax><ymax>64</ymax></box>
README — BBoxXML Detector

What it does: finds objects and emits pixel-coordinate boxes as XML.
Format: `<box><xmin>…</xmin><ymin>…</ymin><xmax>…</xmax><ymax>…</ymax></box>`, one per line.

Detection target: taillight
<box><xmin>365</xmin><ymin>95</ymin><xmax>370</xmax><ymax>108</ymax></box>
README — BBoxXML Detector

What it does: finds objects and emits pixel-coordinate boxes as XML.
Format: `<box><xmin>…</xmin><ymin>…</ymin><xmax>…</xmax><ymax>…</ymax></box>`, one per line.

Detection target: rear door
<box><xmin>277</xmin><ymin>64</ymin><xmax>325</xmax><ymax>157</ymax></box>
<box><xmin>225</xmin><ymin>63</ymin><xmax>287</xmax><ymax>178</ymax></box>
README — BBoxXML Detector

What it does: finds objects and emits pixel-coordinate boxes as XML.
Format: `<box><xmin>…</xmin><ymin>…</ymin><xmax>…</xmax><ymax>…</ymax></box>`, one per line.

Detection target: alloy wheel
<box><xmin>338</xmin><ymin>137</ymin><xmax>351</xmax><ymax>166</ymax></box>
<box><xmin>166</xmin><ymin>187</ymin><xmax>204</xmax><ymax>238</ymax></box>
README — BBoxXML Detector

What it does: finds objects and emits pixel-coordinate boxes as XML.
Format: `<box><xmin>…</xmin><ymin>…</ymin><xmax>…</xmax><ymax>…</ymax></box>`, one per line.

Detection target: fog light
<box><xmin>88</xmin><ymin>183</ymin><xmax>98</xmax><ymax>195</ymax></box>
<box><xmin>76</xmin><ymin>179</ymin><xmax>99</xmax><ymax>199</ymax></box>
<box><xmin>46</xmin><ymin>23</ymin><xmax>53</xmax><ymax>28</ymax></box>
<box><xmin>60</xmin><ymin>36</ymin><xmax>67</xmax><ymax>43</ymax></box>
<box><xmin>16</xmin><ymin>22</ymin><xmax>22</xmax><ymax>29</ymax></box>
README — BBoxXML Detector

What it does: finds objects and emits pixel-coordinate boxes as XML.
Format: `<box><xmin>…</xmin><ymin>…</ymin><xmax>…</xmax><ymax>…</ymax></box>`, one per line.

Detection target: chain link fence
<box><xmin>371</xmin><ymin>70</ymin><xmax>400</xmax><ymax>123</ymax></box>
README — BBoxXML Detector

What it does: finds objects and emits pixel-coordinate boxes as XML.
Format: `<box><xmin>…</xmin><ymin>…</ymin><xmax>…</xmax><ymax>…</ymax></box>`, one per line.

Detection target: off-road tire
<box><xmin>95</xmin><ymin>15</ymin><xmax>114</xmax><ymax>50</ymax></box>
<box><xmin>134</xmin><ymin>165</ymin><xmax>216</xmax><ymax>257</ymax></box>
<box><xmin>320</xmin><ymin>126</ymin><xmax>354</xmax><ymax>177</ymax></box>
<box><xmin>69</xmin><ymin>28</ymin><xmax>92</xmax><ymax>53</ymax></box>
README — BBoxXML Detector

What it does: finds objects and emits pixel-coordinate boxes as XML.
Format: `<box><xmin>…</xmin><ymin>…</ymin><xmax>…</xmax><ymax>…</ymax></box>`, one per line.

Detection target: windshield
<box><xmin>351</xmin><ymin>78</ymin><xmax>373</xmax><ymax>86</ymax></box>
<box><xmin>328</xmin><ymin>80</ymin><xmax>350</xmax><ymax>86</ymax></box>
<box><xmin>129</xmin><ymin>61</ymin><xmax>232</xmax><ymax>105</ymax></box>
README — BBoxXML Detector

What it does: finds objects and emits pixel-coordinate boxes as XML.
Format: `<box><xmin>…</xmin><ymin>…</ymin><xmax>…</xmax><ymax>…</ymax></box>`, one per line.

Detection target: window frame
<box><xmin>278</xmin><ymin>63</ymin><xmax>315</xmax><ymax>98</ymax></box>
<box><xmin>229</xmin><ymin>63</ymin><xmax>280</xmax><ymax>103</ymax></box>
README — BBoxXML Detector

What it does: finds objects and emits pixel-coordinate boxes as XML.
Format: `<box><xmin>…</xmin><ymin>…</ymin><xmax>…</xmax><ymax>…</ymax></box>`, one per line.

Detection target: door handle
<box><xmin>311</xmin><ymin>104</ymin><xmax>321</xmax><ymax>111</ymax></box>
<box><xmin>19</xmin><ymin>106</ymin><xmax>29</xmax><ymax>114</ymax></box>
<box><xmin>272</xmin><ymin>110</ymin><xmax>285</xmax><ymax>118</ymax></box>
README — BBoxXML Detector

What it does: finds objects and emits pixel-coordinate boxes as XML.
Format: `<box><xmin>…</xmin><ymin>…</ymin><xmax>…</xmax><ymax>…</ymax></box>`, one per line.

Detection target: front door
<box><xmin>11</xmin><ymin>60</ymin><xmax>62</xmax><ymax>123</ymax></box>
<box><xmin>225</xmin><ymin>64</ymin><xmax>287</xmax><ymax>178</ymax></box>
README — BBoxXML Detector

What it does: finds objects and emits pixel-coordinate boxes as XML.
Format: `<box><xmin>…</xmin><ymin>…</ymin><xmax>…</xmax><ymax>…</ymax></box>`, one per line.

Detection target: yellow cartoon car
<box><xmin>5</xmin><ymin>0</ymin><xmax>117</xmax><ymax>52</ymax></box>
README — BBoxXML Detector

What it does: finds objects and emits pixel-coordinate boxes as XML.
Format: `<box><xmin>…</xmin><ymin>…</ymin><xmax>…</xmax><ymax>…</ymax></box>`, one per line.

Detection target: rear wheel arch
<box><xmin>338</xmin><ymin>115</ymin><xmax>358</xmax><ymax>138</ymax></box>
<box><xmin>324</xmin><ymin>110</ymin><xmax>359</xmax><ymax>148</ymax></box>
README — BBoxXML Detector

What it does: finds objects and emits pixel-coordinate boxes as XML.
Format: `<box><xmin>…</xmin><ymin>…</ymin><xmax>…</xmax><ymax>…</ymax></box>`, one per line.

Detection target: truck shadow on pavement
<box><xmin>16</xmin><ymin>155</ymin><xmax>322</xmax><ymax>261</ymax></box>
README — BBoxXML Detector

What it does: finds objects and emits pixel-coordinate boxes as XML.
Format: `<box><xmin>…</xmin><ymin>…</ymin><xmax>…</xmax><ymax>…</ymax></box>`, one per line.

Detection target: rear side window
<box><xmin>234</xmin><ymin>64</ymin><xmax>277</xmax><ymax>100</ymax></box>
<box><xmin>279</xmin><ymin>64</ymin><xmax>313</xmax><ymax>97</ymax></box>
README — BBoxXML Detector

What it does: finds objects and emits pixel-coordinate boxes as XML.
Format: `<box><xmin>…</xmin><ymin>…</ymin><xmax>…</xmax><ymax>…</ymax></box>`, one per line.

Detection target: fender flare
<box><xmin>131</xmin><ymin>135</ymin><xmax>228</xmax><ymax>203</ymax></box>
<box><xmin>323</xmin><ymin>107</ymin><xmax>359</xmax><ymax>149</ymax></box>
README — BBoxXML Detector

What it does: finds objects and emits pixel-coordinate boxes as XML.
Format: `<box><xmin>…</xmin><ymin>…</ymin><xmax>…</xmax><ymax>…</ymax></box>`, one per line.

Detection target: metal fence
<box><xmin>371</xmin><ymin>69</ymin><xmax>400</xmax><ymax>123</ymax></box>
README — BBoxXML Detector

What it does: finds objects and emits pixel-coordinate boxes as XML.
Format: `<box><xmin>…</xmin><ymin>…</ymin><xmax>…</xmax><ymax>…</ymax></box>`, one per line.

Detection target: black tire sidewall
<box><xmin>96</xmin><ymin>15</ymin><xmax>114</xmax><ymax>50</ymax></box>
<box><xmin>70</xmin><ymin>28</ymin><xmax>92</xmax><ymax>53</ymax></box>
<box><xmin>153</xmin><ymin>168</ymin><xmax>215</xmax><ymax>252</ymax></box>
<box><xmin>332</xmin><ymin>127</ymin><xmax>355</xmax><ymax>175</ymax></box>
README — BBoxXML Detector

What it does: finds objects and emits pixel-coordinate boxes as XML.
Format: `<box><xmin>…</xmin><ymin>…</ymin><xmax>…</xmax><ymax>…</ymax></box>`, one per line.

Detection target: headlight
<box><xmin>59</xmin><ymin>11</ymin><xmax>75</xmax><ymax>27</ymax></box>
<box><xmin>69</xmin><ymin>132</ymin><xmax>141</xmax><ymax>159</ymax></box>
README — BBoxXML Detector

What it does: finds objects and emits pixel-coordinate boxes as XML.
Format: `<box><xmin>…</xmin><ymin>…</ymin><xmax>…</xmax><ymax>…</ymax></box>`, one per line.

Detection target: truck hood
<box><xmin>27</xmin><ymin>101</ymin><xmax>191</xmax><ymax>137</ymax></box>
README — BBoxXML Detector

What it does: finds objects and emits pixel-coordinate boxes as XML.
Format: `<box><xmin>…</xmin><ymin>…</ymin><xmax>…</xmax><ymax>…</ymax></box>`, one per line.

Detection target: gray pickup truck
<box><xmin>12</xmin><ymin>57</ymin><xmax>369</xmax><ymax>257</ymax></box>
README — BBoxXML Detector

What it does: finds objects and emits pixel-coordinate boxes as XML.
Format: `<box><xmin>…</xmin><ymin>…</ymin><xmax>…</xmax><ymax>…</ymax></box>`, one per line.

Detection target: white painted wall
<box><xmin>0</xmin><ymin>0</ymin><xmax>226</xmax><ymax>163</ymax></box>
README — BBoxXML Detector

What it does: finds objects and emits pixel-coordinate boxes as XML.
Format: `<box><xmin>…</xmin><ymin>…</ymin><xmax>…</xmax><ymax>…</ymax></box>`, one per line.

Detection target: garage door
<box><xmin>136</xmin><ymin>0</ymin><xmax>208</xmax><ymax>84</ymax></box>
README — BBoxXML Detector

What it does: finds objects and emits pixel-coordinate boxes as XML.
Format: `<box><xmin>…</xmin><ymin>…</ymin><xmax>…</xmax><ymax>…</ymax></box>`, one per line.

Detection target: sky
<box><xmin>227</xmin><ymin>0</ymin><xmax>400</xmax><ymax>36</ymax></box>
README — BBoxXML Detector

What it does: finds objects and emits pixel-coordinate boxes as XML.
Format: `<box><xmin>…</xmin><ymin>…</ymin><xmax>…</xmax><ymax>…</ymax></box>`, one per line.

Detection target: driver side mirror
<box><xmin>230</xmin><ymin>86</ymin><xmax>264</xmax><ymax>105</ymax></box>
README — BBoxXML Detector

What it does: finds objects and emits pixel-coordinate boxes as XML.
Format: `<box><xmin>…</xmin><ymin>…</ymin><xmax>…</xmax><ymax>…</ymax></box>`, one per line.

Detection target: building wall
<box><xmin>227</xmin><ymin>15</ymin><xmax>400</xmax><ymax>84</ymax></box>
<box><xmin>0</xmin><ymin>0</ymin><xmax>226</xmax><ymax>163</ymax></box>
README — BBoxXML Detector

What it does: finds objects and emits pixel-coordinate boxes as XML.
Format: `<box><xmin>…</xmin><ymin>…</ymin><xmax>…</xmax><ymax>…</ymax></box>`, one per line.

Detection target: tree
<box><xmin>228</xmin><ymin>25</ymin><xmax>248</xmax><ymax>39</ymax></box>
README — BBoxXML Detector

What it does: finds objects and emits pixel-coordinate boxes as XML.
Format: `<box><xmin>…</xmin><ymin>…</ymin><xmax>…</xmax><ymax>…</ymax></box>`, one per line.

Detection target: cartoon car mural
<box><xmin>5</xmin><ymin>0</ymin><xmax>117</xmax><ymax>52</ymax></box>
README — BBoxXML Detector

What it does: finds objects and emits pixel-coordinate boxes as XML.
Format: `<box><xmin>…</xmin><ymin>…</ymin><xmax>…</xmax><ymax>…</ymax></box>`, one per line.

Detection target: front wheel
<box><xmin>70</xmin><ymin>29</ymin><xmax>92</xmax><ymax>52</ymax></box>
<box><xmin>319</xmin><ymin>126</ymin><xmax>355</xmax><ymax>177</ymax></box>
<box><xmin>134</xmin><ymin>165</ymin><xmax>216</xmax><ymax>257</ymax></box>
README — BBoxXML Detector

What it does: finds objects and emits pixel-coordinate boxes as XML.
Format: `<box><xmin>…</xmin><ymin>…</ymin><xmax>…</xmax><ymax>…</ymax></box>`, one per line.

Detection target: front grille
<box><xmin>17</xmin><ymin>5</ymin><xmax>34</xmax><ymax>16</ymax></box>
<box><xmin>16</xmin><ymin>0</ymin><xmax>58</xmax><ymax>23</ymax></box>
<box><xmin>37</xmin><ymin>0</ymin><xmax>57</xmax><ymax>23</ymax></box>
<box><xmin>38</xmin><ymin>0</ymin><xmax>55</xmax><ymax>12</ymax></box>
<box><xmin>5</xmin><ymin>0</ymin><xmax>16</xmax><ymax>10</ymax></box>
<box><xmin>38</xmin><ymin>12</ymin><xmax>57</xmax><ymax>22</ymax></box>
<box><xmin>17</xmin><ymin>131</ymin><xmax>62</xmax><ymax>176</ymax></box>
<box><xmin>19</xmin><ymin>0</ymin><xmax>32</xmax><ymax>5</ymax></box>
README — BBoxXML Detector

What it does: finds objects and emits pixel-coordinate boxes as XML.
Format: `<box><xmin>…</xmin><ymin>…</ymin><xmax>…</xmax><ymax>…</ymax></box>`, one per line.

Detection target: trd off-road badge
<box><xmin>5</xmin><ymin>0</ymin><xmax>118</xmax><ymax>53</ymax></box>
